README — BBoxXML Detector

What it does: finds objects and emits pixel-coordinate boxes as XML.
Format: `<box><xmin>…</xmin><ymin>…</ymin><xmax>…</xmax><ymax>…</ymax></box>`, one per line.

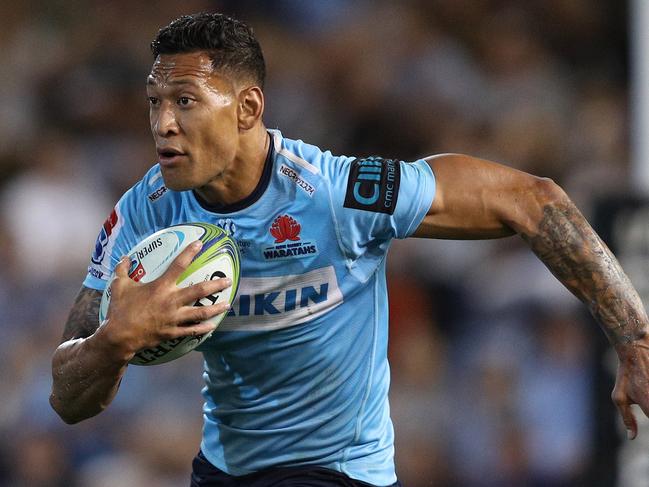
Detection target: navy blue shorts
<box><xmin>190</xmin><ymin>450</ymin><xmax>402</xmax><ymax>487</ymax></box>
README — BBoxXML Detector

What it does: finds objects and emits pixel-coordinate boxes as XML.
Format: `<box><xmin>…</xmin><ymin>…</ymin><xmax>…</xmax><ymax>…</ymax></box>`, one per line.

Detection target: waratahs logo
<box><xmin>263</xmin><ymin>214</ymin><xmax>318</xmax><ymax>261</ymax></box>
<box><xmin>270</xmin><ymin>215</ymin><xmax>301</xmax><ymax>243</ymax></box>
<box><xmin>91</xmin><ymin>208</ymin><xmax>120</xmax><ymax>265</ymax></box>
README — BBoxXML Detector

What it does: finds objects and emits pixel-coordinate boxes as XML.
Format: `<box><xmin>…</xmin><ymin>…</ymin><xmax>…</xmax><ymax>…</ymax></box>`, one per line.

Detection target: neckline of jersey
<box><xmin>191</xmin><ymin>133</ymin><xmax>274</xmax><ymax>214</ymax></box>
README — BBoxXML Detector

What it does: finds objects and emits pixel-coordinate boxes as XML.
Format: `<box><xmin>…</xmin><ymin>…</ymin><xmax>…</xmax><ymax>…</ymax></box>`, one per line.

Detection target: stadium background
<box><xmin>0</xmin><ymin>0</ymin><xmax>637</xmax><ymax>485</ymax></box>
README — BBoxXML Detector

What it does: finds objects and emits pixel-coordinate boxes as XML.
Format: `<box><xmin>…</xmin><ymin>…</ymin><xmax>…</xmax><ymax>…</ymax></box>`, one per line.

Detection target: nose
<box><xmin>153</xmin><ymin>104</ymin><xmax>180</xmax><ymax>137</ymax></box>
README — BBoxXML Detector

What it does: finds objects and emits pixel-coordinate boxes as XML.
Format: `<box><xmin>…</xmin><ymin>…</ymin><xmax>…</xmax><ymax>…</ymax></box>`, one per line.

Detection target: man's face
<box><xmin>146</xmin><ymin>51</ymin><xmax>240</xmax><ymax>191</ymax></box>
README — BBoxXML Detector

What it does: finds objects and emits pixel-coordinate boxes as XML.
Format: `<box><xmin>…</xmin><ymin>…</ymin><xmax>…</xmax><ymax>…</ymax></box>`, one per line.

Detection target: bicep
<box><xmin>61</xmin><ymin>286</ymin><xmax>103</xmax><ymax>342</ymax></box>
<box><xmin>412</xmin><ymin>153</ymin><xmax>556</xmax><ymax>240</ymax></box>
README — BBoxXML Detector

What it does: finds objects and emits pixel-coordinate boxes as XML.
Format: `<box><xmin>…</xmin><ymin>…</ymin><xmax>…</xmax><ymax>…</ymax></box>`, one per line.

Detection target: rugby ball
<box><xmin>98</xmin><ymin>223</ymin><xmax>240</xmax><ymax>365</ymax></box>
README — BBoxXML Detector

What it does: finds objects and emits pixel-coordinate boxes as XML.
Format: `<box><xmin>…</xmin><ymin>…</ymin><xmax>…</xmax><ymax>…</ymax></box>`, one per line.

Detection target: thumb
<box><xmin>114</xmin><ymin>256</ymin><xmax>131</xmax><ymax>278</ymax></box>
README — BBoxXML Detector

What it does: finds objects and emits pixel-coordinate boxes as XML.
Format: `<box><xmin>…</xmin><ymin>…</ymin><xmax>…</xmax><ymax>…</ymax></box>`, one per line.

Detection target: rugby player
<box><xmin>50</xmin><ymin>13</ymin><xmax>649</xmax><ymax>487</ymax></box>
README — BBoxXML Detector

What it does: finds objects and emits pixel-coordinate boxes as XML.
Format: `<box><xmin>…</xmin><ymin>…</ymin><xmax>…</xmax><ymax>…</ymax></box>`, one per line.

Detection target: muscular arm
<box><xmin>50</xmin><ymin>244</ymin><xmax>233</xmax><ymax>424</ymax></box>
<box><xmin>414</xmin><ymin>153</ymin><xmax>649</xmax><ymax>437</ymax></box>
<box><xmin>520</xmin><ymin>203</ymin><xmax>647</xmax><ymax>346</ymax></box>
<box><xmin>414</xmin><ymin>153</ymin><xmax>648</xmax><ymax>344</ymax></box>
<box><xmin>50</xmin><ymin>286</ymin><xmax>133</xmax><ymax>424</ymax></box>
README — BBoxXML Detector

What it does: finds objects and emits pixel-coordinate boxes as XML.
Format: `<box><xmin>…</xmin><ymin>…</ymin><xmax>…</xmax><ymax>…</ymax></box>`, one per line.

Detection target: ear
<box><xmin>238</xmin><ymin>86</ymin><xmax>264</xmax><ymax>130</ymax></box>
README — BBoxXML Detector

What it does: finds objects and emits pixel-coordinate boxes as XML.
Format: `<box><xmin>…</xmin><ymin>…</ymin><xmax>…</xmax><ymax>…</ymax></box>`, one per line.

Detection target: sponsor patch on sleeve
<box><xmin>343</xmin><ymin>157</ymin><xmax>401</xmax><ymax>214</ymax></box>
<box><xmin>91</xmin><ymin>207</ymin><xmax>120</xmax><ymax>265</ymax></box>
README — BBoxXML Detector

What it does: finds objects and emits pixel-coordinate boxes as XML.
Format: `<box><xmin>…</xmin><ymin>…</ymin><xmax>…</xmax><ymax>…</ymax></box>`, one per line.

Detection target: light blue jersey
<box><xmin>85</xmin><ymin>130</ymin><xmax>435</xmax><ymax>485</ymax></box>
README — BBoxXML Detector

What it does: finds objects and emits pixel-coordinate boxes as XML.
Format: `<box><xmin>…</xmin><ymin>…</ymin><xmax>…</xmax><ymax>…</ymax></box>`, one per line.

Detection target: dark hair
<box><xmin>151</xmin><ymin>12</ymin><xmax>265</xmax><ymax>88</ymax></box>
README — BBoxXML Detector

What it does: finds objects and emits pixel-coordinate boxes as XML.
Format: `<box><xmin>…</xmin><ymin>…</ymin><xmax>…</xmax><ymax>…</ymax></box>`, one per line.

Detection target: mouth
<box><xmin>157</xmin><ymin>147</ymin><xmax>187</xmax><ymax>166</ymax></box>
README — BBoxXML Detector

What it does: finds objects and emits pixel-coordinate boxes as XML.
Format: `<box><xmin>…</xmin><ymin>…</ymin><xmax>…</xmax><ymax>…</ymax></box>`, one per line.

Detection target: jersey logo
<box><xmin>216</xmin><ymin>266</ymin><xmax>343</xmax><ymax>331</ymax></box>
<box><xmin>263</xmin><ymin>215</ymin><xmax>318</xmax><ymax>261</ymax></box>
<box><xmin>278</xmin><ymin>164</ymin><xmax>315</xmax><ymax>196</ymax></box>
<box><xmin>343</xmin><ymin>157</ymin><xmax>401</xmax><ymax>214</ymax></box>
<box><xmin>91</xmin><ymin>208</ymin><xmax>120</xmax><ymax>265</ymax></box>
<box><xmin>214</xmin><ymin>218</ymin><xmax>250</xmax><ymax>255</ymax></box>
<box><xmin>147</xmin><ymin>185</ymin><xmax>168</xmax><ymax>202</ymax></box>
<box><xmin>216</xmin><ymin>218</ymin><xmax>237</xmax><ymax>236</ymax></box>
<box><xmin>270</xmin><ymin>215</ymin><xmax>300</xmax><ymax>242</ymax></box>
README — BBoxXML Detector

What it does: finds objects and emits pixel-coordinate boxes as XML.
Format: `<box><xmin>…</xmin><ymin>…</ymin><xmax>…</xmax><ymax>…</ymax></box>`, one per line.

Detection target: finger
<box><xmin>614</xmin><ymin>398</ymin><xmax>638</xmax><ymax>440</ymax></box>
<box><xmin>177</xmin><ymin>278</ymin><xmax>232</xmax><ymax>304</ymax></box>
<box><xmin>178</xmin><ymin>321</ymin><xmax>219</xmax><ymax>339</ymax></box>
<box><xmin>161</xmin><ymin>240</ymin><xmax>203</xmax><ymax>283</ymax></box>
<box><xmin>111</xmin><ymin>257</ymin><xmax>134</xmax><ymax>295</ymax></box>
<box><xmin>114</xmin><ymin>256</ymin><xmax>131</xmax><ymax>278</ymax></box>
<box><xmin>177</xmin><ymin>302</ymin><xmax>231</xmax><ymax>325</ymax></box>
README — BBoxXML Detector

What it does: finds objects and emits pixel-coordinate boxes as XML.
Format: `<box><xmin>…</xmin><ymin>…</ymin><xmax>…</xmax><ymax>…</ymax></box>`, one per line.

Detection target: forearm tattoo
<box><xmin>522</xmin><ymin>203</ymin><xmax>647</xmax><ymax>345</ymax></box>
<box><xmin>61</xmin><ymin>287</ymin><xmax>103</xmax><ymax>342</ymax></box>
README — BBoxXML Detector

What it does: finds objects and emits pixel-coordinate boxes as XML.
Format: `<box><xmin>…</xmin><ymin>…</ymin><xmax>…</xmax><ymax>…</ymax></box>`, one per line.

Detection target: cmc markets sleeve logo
<box><xmin>263</xmin><ymin>215</ymin><xmax>318</xmax><ymax>260</ymax></box>
<box><xmin>343</xmin><ymin>157</ymin><xmax>401</xmax><ymax>215</ymax></box>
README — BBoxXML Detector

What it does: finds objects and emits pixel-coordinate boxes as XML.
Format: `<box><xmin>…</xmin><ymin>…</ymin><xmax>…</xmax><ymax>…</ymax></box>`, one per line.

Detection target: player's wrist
<box><xmin>91</xmin><ymin>320</ymin><xmax>137</xmax><ymax>364</ymax></box>
<box><xmin>614</xmin><ymin>329</ymin><xmax>649</xmax><ymax>358</ymax></box>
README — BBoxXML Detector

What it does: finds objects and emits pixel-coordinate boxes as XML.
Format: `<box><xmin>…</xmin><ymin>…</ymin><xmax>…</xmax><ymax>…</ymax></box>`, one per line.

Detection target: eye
<box><xmin>148</xmin><ymin>96</ymin><xmax>159</xmax><ymax>106</ymax></box>
<box><xmin>178</xmin><ymin>96</ymin><xmax>193</xmax><ymax>106</ymax></box>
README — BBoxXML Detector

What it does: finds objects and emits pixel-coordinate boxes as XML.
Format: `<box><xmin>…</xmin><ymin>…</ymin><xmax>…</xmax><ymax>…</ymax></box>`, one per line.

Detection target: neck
<box><xmin>194</xmin><ymin>124</ymin><xmax>270</xmax><ymax>207</ymax></box>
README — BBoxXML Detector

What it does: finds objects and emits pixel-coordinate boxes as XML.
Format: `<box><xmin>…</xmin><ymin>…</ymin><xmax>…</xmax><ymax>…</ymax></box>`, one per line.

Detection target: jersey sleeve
<box><xmin>83</xmin><ymin>185</ymin><xmax>144</xmax><ymax>291</ymax></box>
<box><xmin>328</xmin><ymin>156</ymin><xmax>436</xmax><ymax>259</ymax></box>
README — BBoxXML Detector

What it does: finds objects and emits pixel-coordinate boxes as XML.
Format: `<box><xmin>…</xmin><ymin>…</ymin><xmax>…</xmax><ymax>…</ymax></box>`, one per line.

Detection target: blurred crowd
<box><xmin>0</xmin><ymin>0</ymin><xmax>632</xmax><ymax>486</ymax></box>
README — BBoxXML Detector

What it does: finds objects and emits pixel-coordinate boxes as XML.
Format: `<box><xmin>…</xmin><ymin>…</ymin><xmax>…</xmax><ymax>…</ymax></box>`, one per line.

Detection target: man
<box><xmin>50</xmin><ymin>12</ymin><xmax>649</xmax><ymax>487</ymax></box>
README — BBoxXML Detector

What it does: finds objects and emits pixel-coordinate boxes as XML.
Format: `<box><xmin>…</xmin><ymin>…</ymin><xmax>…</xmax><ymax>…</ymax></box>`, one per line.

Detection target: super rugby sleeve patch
<box><xmin>343</xmin><ymin>157</ymin><xmax>401</xmax><ymax>214</ymax></box>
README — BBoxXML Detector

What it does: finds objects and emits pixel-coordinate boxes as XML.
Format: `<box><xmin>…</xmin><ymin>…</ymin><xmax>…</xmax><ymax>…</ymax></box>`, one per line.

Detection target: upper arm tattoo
<box><xmin>61</xmin><ymin>287</ymin><xmax>103</xmax><ymax>342</ymax></box>
<box><xmin>521</xmin><ymin>203</ymin><xmax>647</xmax><ymax>345</ymax></box>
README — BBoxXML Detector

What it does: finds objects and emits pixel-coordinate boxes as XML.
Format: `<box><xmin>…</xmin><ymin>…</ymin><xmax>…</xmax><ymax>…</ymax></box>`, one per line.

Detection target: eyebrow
<box><xmin>146</xmin><ymin>78</ymin><xmax>201</xmax><ymax>87</ymax></box>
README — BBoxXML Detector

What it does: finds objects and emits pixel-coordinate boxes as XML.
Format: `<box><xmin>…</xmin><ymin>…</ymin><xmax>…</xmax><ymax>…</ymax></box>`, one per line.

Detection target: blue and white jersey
<box><xmin>85</xmin><ymin>130</ymin><xmax>435</xmax><ymax>485</ymax></box>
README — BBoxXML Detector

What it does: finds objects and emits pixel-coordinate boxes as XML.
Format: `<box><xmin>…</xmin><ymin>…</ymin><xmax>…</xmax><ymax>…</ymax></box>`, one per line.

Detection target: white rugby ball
<box><xmin>98</xmin><ymin>223</ymin><xmax>240</xmax><ymax>365</ymax></box>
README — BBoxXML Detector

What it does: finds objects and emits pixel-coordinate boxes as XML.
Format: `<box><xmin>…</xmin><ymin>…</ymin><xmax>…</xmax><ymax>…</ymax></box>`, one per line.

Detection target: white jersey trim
<box><xmin>149</xmin><ymin>169</ymin><xmax>163</xmax><ymax>185</ymax></box>
<box><xmin>270</xmin><ymin>129</ymin><xmax>320</xmax><ymax>175</ymax></box>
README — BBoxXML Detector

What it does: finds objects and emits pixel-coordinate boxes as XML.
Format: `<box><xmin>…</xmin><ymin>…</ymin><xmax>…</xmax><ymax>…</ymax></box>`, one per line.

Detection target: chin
<box><xmin>160</xmin><ymin>175</ymin><xmax>194</xmax><ymax>192</ymax></box>
<box><xmin>160</xmin><ymin>168</ymin><xmax>198</xmax><ymax>192</ymax></box>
